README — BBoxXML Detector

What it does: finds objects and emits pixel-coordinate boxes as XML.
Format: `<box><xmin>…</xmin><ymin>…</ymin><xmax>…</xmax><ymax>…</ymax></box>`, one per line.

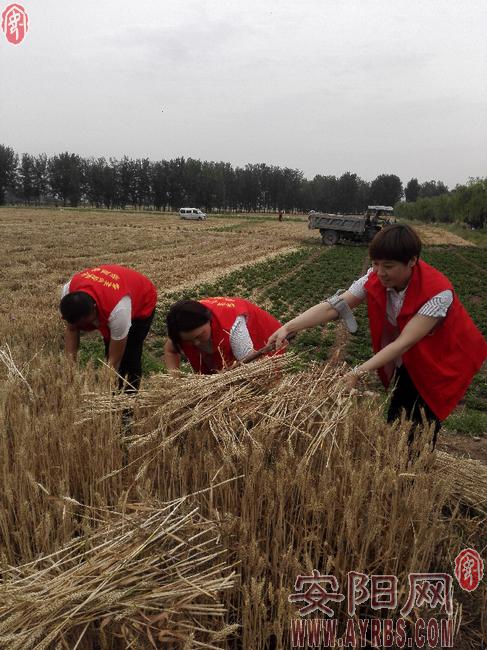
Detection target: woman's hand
<box><xmin>341</xmin><ymin>370</ymin><xmax>361</xmax><ymax>392</ymax></box>
<box><xmin>267</xmin><ymin>325</ymin><xmax>291</xmax><ymax>350</ymax></box>
<box><xmin>341</xmin><ymin>365</ymin><xmax>369</xmax><ymax>392</ymax></box>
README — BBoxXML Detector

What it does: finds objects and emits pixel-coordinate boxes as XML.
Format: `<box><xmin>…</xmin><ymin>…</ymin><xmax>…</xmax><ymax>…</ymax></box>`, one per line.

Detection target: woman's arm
<box><xmin>164</xmin><ymin>338</ymin><xmax>181</xmax><ymax>371</ymax></box>
<box><xmin>345</xmin><ymin>313</ymin><xmax>441</xmax><ymax>387</ymax></box>
<box><xmin>268</xmin><ymin>291</ymin><xmax>364</xmax><ymax>349</ymax></box>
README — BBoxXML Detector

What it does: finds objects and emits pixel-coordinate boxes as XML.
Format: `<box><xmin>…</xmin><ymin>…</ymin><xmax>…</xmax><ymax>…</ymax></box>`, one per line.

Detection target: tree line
<box><xmin>0</xmin><ymin>143</ymin><xmax>457</xmax><ymax>216</ymax></box>
<box><xmin>397</xmin><ymin>178</ymin><xmax>487</xmax><ymax>228</ymax></box>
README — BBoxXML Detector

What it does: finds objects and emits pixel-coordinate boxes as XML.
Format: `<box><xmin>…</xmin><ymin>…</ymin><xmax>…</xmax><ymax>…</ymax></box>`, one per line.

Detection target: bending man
<box><xmin>60</xmin><ymin>264</ymin><xmax>157</xmax><ymax>392</ymax></box>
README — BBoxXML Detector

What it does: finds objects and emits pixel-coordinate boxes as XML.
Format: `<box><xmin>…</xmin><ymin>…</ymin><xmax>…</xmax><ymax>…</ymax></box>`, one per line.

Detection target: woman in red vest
<box><xmin>268</xmin><ymin>224</ymin><xmax>487</xmax><ymax>447</ymax></box>
<box><xmin>164</xmin><ymin>297</ymin><xmax>282</xmax><ymax>374</ymax></box>
<box><xmin>59</xmin><ymin>265</ymin><xmax>157</xmax><ymax>392</ymax></box>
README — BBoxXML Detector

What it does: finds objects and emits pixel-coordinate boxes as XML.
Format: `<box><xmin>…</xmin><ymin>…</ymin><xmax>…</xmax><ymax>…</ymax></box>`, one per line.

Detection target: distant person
<box><xmin>164</xmin><ymin>297</ymin><xmax>282</xmax><ymax>374</ymax></box>
<box><xmin>60</xmin><ymin>265</ymin><xmax>157</xmax><ymax>392</ymax></box>
<box><xmin>267</xmin><ymin>224</ymin><xmax>487</xmax><ymax>447</ymax></box>
<box><xmin>278</xmin><ymin>210</ymin><xmax>283</xmax><ymax>222</ymax></box>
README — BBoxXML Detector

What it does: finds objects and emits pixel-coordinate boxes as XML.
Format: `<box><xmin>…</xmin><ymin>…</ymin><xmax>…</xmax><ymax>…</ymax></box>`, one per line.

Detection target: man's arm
<box><xmin>268</xmin><ymin>291</ymin><xmax>364</xmax><ymax>348</ymax></box>
<box><xmin>64</xmin><ymin>326</ymin><xmax>80</xmax><ymax>361</ymax></box>
<box><xmin>107</xmin><ymin>337</ymin><xmax>127</xmax><ymax>371</ymax></box>
<box><xmin>164</xmin><ymin>338</ymin><xmax>181</xmax><ymax>372</ymax></box>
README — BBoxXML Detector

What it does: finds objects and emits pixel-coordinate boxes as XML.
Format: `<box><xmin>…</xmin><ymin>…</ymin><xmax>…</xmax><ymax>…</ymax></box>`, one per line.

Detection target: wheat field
<box><xmin>0</xmin><ymin>208</ymin><xmax>484</xmax><ymax>649</ymax></box>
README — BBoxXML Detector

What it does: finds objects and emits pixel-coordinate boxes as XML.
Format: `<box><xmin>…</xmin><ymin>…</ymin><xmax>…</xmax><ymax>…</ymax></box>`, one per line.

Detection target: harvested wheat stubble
<box><xmin>0</xmin><ymin>209</ymin><xmax>315</xmax><ymax>353</ymax></box>
<box><xmin>435</xmin><ymin>450</ymin><xmax>487</xmax><ymax>515</ymax></box>
<box><xmin>0</xmin><ymin>497</ymin><xmax>236</xmax><ymax>650</ymax></box>
<box><xmin>414</xmin><ymin>225</ymin><xmax>475</xmax><ymax>247</ymax></box>
<box><xmin>79</xmin><ymin>357</ymin><xmax>486</xmax><ymax>649</ymax></box>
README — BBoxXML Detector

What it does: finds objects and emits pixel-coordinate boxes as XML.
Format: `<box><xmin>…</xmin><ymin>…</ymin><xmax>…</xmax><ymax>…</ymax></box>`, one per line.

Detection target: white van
<box><xmin>179</xmin><ymin>207</ymin><xmax>207</xmax><ymax>220</ymax></box>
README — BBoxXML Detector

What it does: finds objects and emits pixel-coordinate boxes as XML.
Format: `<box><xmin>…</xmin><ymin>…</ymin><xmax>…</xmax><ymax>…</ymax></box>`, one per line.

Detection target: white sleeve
<box><xmin>61</xmin><ymin>281</ymin><xmax>71</xmax><ymax>298</ymax></box>
<box><xmin>418</xmin><ymin>290</ymin><xmax>453</xmax><ymax>318</ymax></box>
<box><xmin>347</xmin><ymin>267</ymin><xmax>374</xmax><ymax>300</ymax></box>
<box><xmin>108</xmin><ymin>296</ymin><xmax>132</xmax><ymax>340</ymax></box>
<box><xmin>229</xmin><ymin>315</ymin><xmax>255</xmax><ymax>360</ymax></box>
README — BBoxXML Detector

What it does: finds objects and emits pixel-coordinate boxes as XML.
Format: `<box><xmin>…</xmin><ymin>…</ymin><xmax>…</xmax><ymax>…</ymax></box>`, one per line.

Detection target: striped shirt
<box><xmin>230</xmin><ymin>315</ymin><xmax>255</xmax><ymax>359</ymax></box>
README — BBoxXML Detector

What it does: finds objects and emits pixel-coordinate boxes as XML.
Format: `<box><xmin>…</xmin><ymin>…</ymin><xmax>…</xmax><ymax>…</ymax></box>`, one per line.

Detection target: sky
<box><xmin>1</xmin><ymin>0</ymin><xmax>486</xmax><ymax>188</ymax></box>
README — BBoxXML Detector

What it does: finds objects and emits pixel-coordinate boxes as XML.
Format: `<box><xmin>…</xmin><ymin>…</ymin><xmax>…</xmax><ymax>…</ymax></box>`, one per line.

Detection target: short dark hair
<box><xmin>166</xmin><ymin>300</ymin><xmax>211</xmax><ymax>347</ymax></box>
<box><xmin>60</xmin><ymin>291</ymin><xmax>95</xmax><ymax>324</ymax></box>
<box><xmin>369</xmin><ymin>224</ymin><xmax>422</xmax><ymax>264</ymax></box>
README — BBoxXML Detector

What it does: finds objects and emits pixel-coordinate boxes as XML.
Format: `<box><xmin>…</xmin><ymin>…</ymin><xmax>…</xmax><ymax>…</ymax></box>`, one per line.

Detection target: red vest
<box><xmin>68</xmin><ymin>265</ymin><xmax>157</xmax><ymax>340</ymax></box>
<box><xmin>180</xmin><ymin>297</ymin><xmax>282</xmax><ymax>374</ymax></box>
<box><xmin>365</xmin><ymin>260</ymin><xmax>487</xmax><ymax>420</ymax></box>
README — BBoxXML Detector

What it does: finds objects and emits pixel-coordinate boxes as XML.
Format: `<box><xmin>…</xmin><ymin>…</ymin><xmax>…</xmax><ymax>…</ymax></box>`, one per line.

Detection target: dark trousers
<box><xmin>387</xmin><ymin>365</ymin><xmax>441</xmax><ymax>448</ymax></box>
<box><xmin>104</xmin><ymin>309</ymin><xmax>155</xmax><ymax>393</ymax></box>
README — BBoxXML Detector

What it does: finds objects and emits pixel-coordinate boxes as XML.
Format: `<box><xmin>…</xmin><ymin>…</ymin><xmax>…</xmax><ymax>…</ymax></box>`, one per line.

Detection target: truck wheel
<box><xmin>321</xmin><ymin>229</ymin><xmax>339</xmax><ymax>245</ymax></box>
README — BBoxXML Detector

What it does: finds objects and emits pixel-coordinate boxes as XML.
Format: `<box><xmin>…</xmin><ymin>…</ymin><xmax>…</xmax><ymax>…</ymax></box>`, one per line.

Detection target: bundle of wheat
<box><xmin>2</xmin><ymin>354</ymin><xmax>486</xmax><ymax>648</ymax></box>
<box><xmin>0</xmin><ymin>497</ymin><xmax>236</xmax><ymax>650</ymax></box>
<box><xmin>436</xmin><ymin>450</ymin><xmax>487</xmax><ymax>515</ymax></box>
<box><xmin>76</xmin><ymin>357</ymin><xmax>486</xmax><ymax>649</ymax></box>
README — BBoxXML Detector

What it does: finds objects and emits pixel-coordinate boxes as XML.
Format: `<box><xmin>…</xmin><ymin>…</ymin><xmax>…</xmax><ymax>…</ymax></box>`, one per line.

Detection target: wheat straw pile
<box><xmin>1</xmin><ymin>353</ymin><xmax>486</xmax><ymax>648</ymax></box>
<box><xmin>0</xmin><ymin>499</ymin><xmax>235</xmax><ymax>650</ymax></box>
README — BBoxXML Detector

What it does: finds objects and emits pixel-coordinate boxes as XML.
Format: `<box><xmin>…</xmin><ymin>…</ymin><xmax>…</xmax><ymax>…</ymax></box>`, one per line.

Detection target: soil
<box><xmin>438</xmin><ymin>432</ymin><xmax>487</xmax><ymax>464</ymax></box>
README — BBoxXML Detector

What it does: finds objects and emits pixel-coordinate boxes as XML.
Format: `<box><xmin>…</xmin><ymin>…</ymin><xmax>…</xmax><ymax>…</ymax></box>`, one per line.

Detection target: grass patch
<box><xmin>444</xmin><ymin>408</ymin><xmax>487</xmax><ymax>436</ymax></box>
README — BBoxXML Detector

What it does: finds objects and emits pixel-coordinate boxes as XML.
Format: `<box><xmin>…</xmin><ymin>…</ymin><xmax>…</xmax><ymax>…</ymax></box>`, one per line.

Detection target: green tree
<box><xmin>83</xmin><ymin>157</ymin><xmax>108</xmax><ymax>207</ymax></box>
<box><xmin>166</xmin><ymin>157</ymin><xmax>186</xmax><ymax>209</ymax></box>
<box><xmin>48</xmin><ymin>152</ymin><xmax>83</xmax><ymax>206</ymax></box>
<box><xmin>336</xmin><ymin>172</ymin><xmax>359</xmax><ymax>213</ymax></box>
<box><xmin>19</xmin><ymin>153</ymin><xmax>36</xmax><ymax>203</ymax></box>
<box><xmin>309</xmin><ymin>175</ymin><xmax>338</xmax><ymax>213</ymax></box>
<box><xmin>369</xmin><ymin>174</ymin><xmax>403</xmax><ymax>206</ymax></box>
<box><xmin>150</xmin><ymin>160</ymin><xmax>169</xmax><ymax>211</ymax></box>
<box><xmin>405</xmin><ymin>178</ymin><xmax>420</xmax><ymax>202</ymax></box>
<box><xmin>32</xmin><ymin>154</ymin><xmax>48</xmax><ymax>203</ymax></box>
<box><xmin>0</xmin><ymin>144</ymin><xmax>18</xmax><ymax>204</ymax></box>
<box><xmin>133</xmin><ymin>158</ymin><xmax>151</xmax><ymax>208</ymax></box>
<box><xmin>419</xmin><ymin>180</ymin><xmax>448</xmax><ymax>198</ymax></box>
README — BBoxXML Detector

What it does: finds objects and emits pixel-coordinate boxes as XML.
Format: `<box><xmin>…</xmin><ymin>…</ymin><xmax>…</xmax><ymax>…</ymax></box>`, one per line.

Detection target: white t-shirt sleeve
<box><xmin>108</xmin><ymin>296</ymin><xmax>132</xmax><ymax>340</ymax></box>
<box><xmin>347</xmin><ymin>267</ymin><xmax>374</xmax><ymax>300</ymax></box>
<box><xmin>229</xmin><ymin>315</ymin><xmax>255</xmax><ymax>360</ymax></box>
<box><xmin>61</xmin><ymin>281</ymin><xmax>71</xmax><ymax>298</ymax></box>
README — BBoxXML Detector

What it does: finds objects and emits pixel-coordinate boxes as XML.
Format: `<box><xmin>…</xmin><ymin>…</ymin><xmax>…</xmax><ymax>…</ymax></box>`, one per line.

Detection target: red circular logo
<box><xmin>2</xmin><ymin>3</ymin><xmax>29</xmax><ymax>45</ymax></box>
<box><xmin>454</xmin><ymin>548</ymin><xmax>484</xmax><ymax>592</ymax></box>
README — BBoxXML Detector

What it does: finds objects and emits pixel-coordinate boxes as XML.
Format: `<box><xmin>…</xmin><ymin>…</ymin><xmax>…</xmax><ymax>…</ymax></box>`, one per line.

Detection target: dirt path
<box><xmin>438</xmin><ymin>433</ymin><xmax>487</xmax><ymax>464</ymax></box>
<box><xmin>414</xmin><ymin>225</ymin><xmax>474</xmax><ymax>247</ymax></box>
<box><xmin>159</xmin><ymin>245</ymin><xmax>304</xmax><ymax>296</ymax></box>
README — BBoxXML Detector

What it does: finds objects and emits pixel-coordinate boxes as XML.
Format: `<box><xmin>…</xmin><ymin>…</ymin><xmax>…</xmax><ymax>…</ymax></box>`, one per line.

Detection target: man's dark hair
<box><xmin>60</xmin><ymin>291</ymin><xmax>95</xmax><ymax>324</ymax></box>
<box><xmin>166</xmin><ymin>300</ymin><xmax>211</xmax><ymax>347</ymax></box>
<box><xmin>369</xmin><ymin>224</ymin><xmax>422</xmax><ymax>264</ymax></box>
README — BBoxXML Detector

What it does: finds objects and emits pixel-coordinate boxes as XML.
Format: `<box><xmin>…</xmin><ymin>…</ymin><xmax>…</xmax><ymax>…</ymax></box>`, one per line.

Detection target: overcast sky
<box><xmin>1</xmin><ymin>0</ymin><xmax>486</xmax><ymax>188</ymax></box>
